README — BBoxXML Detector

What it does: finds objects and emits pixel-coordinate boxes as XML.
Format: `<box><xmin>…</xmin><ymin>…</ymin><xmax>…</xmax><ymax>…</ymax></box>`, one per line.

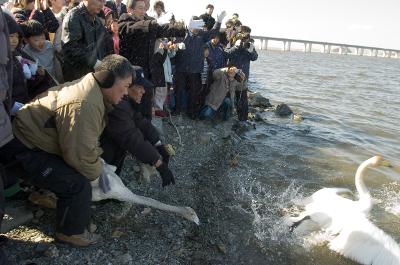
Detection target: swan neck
<box><xmin>355</xmin><ymin>160</ymin><xmax>371</xmax><ymax>201</ymax></box>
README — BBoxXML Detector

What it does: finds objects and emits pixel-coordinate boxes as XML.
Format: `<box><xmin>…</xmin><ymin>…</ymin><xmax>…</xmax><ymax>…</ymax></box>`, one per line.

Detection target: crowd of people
<box><xmin>0</xmin><ymin>0</ymin><xmax>258</xmax><ymax>260</ymax></box>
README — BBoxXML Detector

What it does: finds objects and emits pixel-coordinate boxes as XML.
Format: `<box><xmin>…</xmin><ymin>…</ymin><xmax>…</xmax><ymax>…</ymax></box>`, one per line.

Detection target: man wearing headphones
<box><xmin>0</xmin><ymin>54</ymin><xmax>133</xmax><ymax>247</ymax></box>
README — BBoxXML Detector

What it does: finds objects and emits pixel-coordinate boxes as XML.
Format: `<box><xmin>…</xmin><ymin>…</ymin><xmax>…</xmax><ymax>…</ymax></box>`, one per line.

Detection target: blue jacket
<box><xmin>207</xmin><ymin>41</ymin><xmax>227</xmax><ymax>70</ymax></box>
<box><xmin>225</xmin><ymin>45</ymin><xmax>258</xmax><ymax>80</ymax></box>
<box><xmin>174</xmin><ymin>23</ymin><xmax>221</xmax><ymax>74</ymax></box>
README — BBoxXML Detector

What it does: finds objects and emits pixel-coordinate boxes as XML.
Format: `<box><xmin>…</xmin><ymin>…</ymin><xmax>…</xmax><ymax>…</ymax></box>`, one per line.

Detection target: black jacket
<box><xmin>101</xmin><ymin>97</ymin><xmax>161</xmax><ymax>165</ymax></box>
<box><xmin>61</xmin><ymin>3</ymin><xmax>110</xmax><ymax>81</ymax></box>
<box><xmin>104</xmin><ymin>1</ymin><xmax>127</xmax><ymax>19</ymax></box>
<box><xmin>150</xmin><ymin>48</ymin><xmax>168</xmax><ymax>87</ymax></box>
<box><xmin>118</xmin><ymin>13</ymin><xmax>186</xmax><ymax>78</ymax></box>
<box><xmin>199</xmin><ymin>13</ymin><xmax>215</xmax><ymax>31</ymax></box>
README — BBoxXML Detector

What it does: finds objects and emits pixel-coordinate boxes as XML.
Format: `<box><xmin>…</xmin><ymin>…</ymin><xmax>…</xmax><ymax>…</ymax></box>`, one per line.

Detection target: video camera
<box><xmin>234</xmin><ymin>69</ymin><xmax>245</xmax><ymax>83</ymax></box>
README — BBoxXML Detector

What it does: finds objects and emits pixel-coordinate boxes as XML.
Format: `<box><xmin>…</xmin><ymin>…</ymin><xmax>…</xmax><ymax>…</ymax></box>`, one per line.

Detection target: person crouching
<box><xmin>200</xmin><ymin>65</ymin><xmax>245</xmax><ymax>121</ymax></box>
<box><xmin>101</xmin><ymin>66</ymin><xmax>175</xmax><ymax>187</ymax></box>
<box><xmin>1</xmin><ymin>55</ymin><xmax>133</xmax><ymax>247</ymax></box>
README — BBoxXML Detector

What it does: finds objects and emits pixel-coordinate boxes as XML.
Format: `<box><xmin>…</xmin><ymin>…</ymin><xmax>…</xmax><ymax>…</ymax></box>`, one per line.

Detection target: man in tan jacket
<box><xmin>2</xmin><ymin>54</ymin><xmax>133</xmax><ymax>247</ymax></box>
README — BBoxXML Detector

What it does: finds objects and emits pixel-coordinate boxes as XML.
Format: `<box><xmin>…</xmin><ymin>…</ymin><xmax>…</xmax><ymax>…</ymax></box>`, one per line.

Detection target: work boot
<box><xmin>55</xmin><ymin>229</ymin><xmax>102</xmax><ymax>247</ymax></box>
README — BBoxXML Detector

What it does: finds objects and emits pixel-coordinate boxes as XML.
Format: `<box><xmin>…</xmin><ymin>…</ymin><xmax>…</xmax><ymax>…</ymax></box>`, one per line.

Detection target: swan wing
<box><xmin>329</xmin><ymin>217</ymin><xmax>400</xmax><ymax>265</ymax></box>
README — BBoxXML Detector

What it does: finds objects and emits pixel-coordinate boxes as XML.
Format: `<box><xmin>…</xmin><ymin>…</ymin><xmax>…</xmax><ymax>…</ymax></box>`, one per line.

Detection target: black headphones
<box><xmin>93</xmin><ymin>70</ymin><xmax>116</xmax><ymax>89</ymax></box>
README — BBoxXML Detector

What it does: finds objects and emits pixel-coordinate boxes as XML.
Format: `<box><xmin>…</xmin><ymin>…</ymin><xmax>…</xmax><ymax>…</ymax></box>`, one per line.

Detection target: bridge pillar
<box><xmin>262</xmin><ymin>39</ymin><xmax>268</xmax><ymax>50</ymax></box>
<box><xmin>304</xmin><ymin>43</ymin><xmax>312</xmax><ymax>52</ymax></box>
<box><xmin>284</xmin><ymin>41</ymin><xmax>291</xmax><ymax>52</ymax></box>
<box><xmin>387</xmin><ymin>51</ymin><xmax>392</xmax><ymax>58</ymax></box>
<box><xmin>357</xmin><ymin>48</ymin><xmax>364</xmax><ymax>56</ymax></box>
<box><xmin>325</xmin><ymin>45</ymin><xmax>331</xmax><ymax>54</ymax></box>
<box><xmin>372</xmin><ymin>49</ymin><xmax>378</xmax><ymax>57</ymax></box>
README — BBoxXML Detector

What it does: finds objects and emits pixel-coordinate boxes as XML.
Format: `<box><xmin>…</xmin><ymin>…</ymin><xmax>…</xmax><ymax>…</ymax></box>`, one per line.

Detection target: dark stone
<box><xmin>248</xmin><ymin>92</ymin><xmax>272</xmax><ymax>108</ymax></box>
<box><xmin>275</xmin><ymin>104</ymin><xmax>293</xmax><ymax>117</ymax></box>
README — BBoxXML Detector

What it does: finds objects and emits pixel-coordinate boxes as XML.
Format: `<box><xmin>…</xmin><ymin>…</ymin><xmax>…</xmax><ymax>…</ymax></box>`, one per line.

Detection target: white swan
<box><xmin>287</xmin><ymin>156</ymin><xmax>400</xmax><ymax>265</ymax></box>
<box><xmin>91</xmin><ymin>162</ymin><xmax>200</xmax><ymax>225</ymax></box>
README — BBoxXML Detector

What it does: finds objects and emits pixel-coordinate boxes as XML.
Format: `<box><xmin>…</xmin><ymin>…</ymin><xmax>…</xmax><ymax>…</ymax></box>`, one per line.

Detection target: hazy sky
<box><xmin>153</xmin><ymin>0</ymin><xmax>400</xmax><ymax>50</ymax></box>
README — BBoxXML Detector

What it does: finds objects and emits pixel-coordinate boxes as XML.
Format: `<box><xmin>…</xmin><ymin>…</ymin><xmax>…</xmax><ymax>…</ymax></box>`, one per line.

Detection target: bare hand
<box><xmin>37</xmin><ymin>66</ymin><xmax>45</xmax><ymax>76</ymax></box>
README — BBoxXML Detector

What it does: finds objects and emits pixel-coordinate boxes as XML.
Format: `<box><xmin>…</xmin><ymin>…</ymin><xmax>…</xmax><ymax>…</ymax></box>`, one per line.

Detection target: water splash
<box><xmin>376</xmin><ymin>182</ymin><xmax>400</xmax><ymax>216</ymax></box>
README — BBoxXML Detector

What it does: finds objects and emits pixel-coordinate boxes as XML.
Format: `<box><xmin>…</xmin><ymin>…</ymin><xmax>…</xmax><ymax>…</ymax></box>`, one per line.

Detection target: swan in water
<box><xmin>91</xmin><ymin>161</ymin><xmax>200</xmax><ymax>225</ymax></box>
<box><xmin>287</xmin><ymin>156</ymin><xmax>400</xmax><ymax>265</ymax></box>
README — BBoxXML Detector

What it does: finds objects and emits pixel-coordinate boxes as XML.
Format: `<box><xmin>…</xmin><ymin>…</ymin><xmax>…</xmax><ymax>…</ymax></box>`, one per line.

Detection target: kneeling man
<box><xmin>3</xmin><ymin>55</ymin><xmax>133</xmax><ymax>247</ymax></box>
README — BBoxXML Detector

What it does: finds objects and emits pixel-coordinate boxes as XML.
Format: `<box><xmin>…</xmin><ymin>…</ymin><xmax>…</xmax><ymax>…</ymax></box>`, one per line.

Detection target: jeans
<box><xmin>200</xmin><ymin>97</ymin><xmax>232</xmax><ymax>121</ymax></box>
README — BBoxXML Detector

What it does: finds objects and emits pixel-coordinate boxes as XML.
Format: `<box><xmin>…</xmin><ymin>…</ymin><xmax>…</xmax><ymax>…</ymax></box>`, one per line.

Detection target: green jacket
<box><xmin>13</xmin><ymin>73</ymin><xmax>111</xmax><ymax>180</ymax></box>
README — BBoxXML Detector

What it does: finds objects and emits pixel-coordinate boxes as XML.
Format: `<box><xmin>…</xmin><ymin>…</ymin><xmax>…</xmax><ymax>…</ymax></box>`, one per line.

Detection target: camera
<box><xmin>234</xmin><ymin>70</ymin><xmax>244</xmax><ymax>82</ymax></box>
<box><xmin>161</xmin><ymin>38</ymin><xmax>169</xmax><ymax>46</ymax></box>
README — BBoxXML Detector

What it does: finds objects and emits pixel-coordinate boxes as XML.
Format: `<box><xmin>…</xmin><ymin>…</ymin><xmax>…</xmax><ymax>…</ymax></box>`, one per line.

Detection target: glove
<box><xmin>98</xmin><ymin>170</ymin><xmax>111</xmax><ymax>193</ymax></box>
<box><xmin>156</xmin><ymin>145</ymin><xmax>170</xmax><ymax>165</ymax></box>
<box><xmin>234</xmin><ymin>39</ymin><xmax>242</xmax><ymax>47</ymax></box>
<box><xmin>22</xmin><ymin>64</ymin><xmax>32</xmax><ymax>79</ymax></box>
<box><xmin>247</xmin><ymin>43</ymin><xmax>255</xmax><ymax>53</ymax></box>
<box><xmin>156</xmin><ymin>163</ymin><xmax>175</xmax><ymax>187</ymax></box>
<box><xmin>29</xmin><ymin>62</ymin><xmax>38</xmax><ymax>76</ymax></box>
<box><xmin>177</xmin><ymin>43</ymin><xmax>186</xmax><ymax>50</ymax></box>
<box><xmin>216</xmin><ymin>10</ymin><xmax>227</xmax><ymax>23</ymax></box>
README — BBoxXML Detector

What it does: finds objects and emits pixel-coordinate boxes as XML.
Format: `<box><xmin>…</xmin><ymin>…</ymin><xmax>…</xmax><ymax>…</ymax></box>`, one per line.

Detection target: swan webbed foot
<box><xmin>289</xmin><ymin>215</ymin><xmax>311</xmax><ymax>232</ymax></box>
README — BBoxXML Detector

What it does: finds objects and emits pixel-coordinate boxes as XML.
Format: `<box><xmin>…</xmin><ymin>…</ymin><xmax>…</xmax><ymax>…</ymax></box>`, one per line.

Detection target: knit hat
<box><xmin>4</xmin><ymin>12</ymin><xmax>22</xmax><ymax>35</ymax></box>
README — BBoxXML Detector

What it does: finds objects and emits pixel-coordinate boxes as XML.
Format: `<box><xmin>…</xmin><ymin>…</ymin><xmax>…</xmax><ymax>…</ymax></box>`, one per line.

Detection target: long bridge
<box><xmin>252</xmin><ymin>36</ymin><xmax>400</xmax><ymax>58</ymax></box>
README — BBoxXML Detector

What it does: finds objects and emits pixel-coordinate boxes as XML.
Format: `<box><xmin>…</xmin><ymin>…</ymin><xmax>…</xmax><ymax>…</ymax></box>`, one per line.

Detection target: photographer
<box><xmin>225</xmin><ymin>25</ymin><xmax>258</xmax><ymax>121</ymax></box>
<box><xmin>200</xmin><ymin>66</ymin><xmax>245</xmax><ymax>121</ymax></box>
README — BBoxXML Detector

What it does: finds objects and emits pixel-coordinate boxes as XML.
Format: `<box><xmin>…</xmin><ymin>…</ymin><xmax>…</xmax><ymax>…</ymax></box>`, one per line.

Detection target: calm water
<box><xmin>231</xmin><ymin>51</ymin><xmax>400</xmax><ymax>264</ymax></box>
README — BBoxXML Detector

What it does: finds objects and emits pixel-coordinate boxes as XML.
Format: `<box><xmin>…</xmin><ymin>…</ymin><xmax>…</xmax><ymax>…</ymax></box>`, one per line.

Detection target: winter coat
<box><xmin>61</xmin><ymin>3</ymin><xmax>109</xmax><ymax>81</ymax></box>
<box><xmin>118</xmin><ymin>13</ymin><xmax>185</xmax><ymax>78</ymax></box>
<box><xmin>104</xmin><ymin>1</ymin><xmax>127</xmax><ymax>19</ymax></box>
<box><xmin>199</xmin><ymin>13</ymin><xmax>215</xmax><ymax>31</ymax></box>
<box><xmin>101</xmin><ymin>97</ymin><xmax>160</xmax><ymax>165</ymax></box>
<box><xmin>205</xmin><ymin>68</ymin><xmax>243</xmax><ymax>111</ymax></box>
<box><xmin>174</xmin><ymin>23</ymin><xmax>221</xmax><ymax>74</ymax></box>
<box><xmin>225</xmin><ymin>45</ymin><xmax>258</xmax><ymax>81</ymax></box>
<box><xmin>150</xmin><ymin>48</ymin><xmax>168</xmax><ymax>87</ymax></box>
<box><xmin>23</xmin><ymin>40</ymin><xmax>64</xmax><ymax>84</ymax></box>
<box><xmin>12</xmin><ymin>73</ymin><xmax>112</xmax><ymax>180</ymax></box>
<box><xmin>207</xmin><ymin>41</ymin><xmax>227</xmax><ymax>70</ymax></box>
<box><xmin>0</xmin><ymin>8</ymin><xmax>13</xmax><ymax>147</ymax></box>
<box><xmin>15</xmin><ymin>8</ymin><xmax>59</xmax><ymax>35</ymax></box>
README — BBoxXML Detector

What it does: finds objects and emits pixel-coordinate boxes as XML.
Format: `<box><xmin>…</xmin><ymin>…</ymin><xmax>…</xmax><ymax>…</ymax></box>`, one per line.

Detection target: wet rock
<box><xmin>248</xmin><ymin>92</ymin><xmax>272</xmax><ymax>108</ymax></box>
<box><xmin>111</xmin><ymin>230</ymin><xmax>124</xmax><ymax>238</ymax></box>
<box><xmin>255</xmin><ymin>133</ymin><xmax>268</xmax><ymax>139</ymax></box>
<box><xmin>275</xmin><ymin>104</ymin><xmax>293</xmax><ymax>117</ymax></box>
<box><xmin>117</xmin><ymin>253</ymin><xmax>133</xmax><ymax>264</ymax></box>
<box><xmin>44</xmin><ymin>245</ymin><xmax>59</xmax><ymax>258</ymax></box>
<box><xmin>254</xmin><ymin>113</ymin><xmax>264</xmax><ymax>122</ymax></box>
<box><xmin>141</xmin><ymin>208</ymin><xmax>152</xmax><ymax>216</ymax></box>
<box><xmin>1</xmin><ymin>202</ymin><xmax>33</xmax><ymax>233</ymax></box>
<box><xmin>293</xmin><ymin>113</ymin><xmax>303</xmax><ymax>122</ymax></box>
<box><xmin>217</xmin><ymin>244</ymin><xmax>228</xmax><ymax>254</ymax></box>
<box><xmin>89</xmin><ymin>223</ymin><xmax>97</xmax><ymax>233</ymax></box>
<box><xmin>34</xmin><ymin>243</ymin><xmax>51</xmax><ymax>254</ymax></box>
<box><xmin>199</xmin><ymin>133</ymin><xmax>212</xmax><ymax>144</ymax></box>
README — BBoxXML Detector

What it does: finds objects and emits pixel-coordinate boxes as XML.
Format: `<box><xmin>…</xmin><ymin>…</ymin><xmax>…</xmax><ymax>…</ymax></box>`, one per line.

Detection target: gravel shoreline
<box><xmin>4</xmin><ymin>111</ymin><xmax>275</xmax><ymax>265</ymax></box>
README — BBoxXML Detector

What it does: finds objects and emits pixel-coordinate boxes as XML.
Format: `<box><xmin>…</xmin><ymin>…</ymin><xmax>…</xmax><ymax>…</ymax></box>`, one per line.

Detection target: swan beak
<box><xmin>193</xmin><ymin>216</ymin><xmax>200</xmax><ymax>226</ymax></box>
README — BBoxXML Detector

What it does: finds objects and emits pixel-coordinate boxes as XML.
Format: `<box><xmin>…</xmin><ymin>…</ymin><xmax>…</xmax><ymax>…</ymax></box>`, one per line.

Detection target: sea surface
<box><xmin>232</xmin><ymin>50</ymin><xmax>400</xmax><ymax>264</ymax></box>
